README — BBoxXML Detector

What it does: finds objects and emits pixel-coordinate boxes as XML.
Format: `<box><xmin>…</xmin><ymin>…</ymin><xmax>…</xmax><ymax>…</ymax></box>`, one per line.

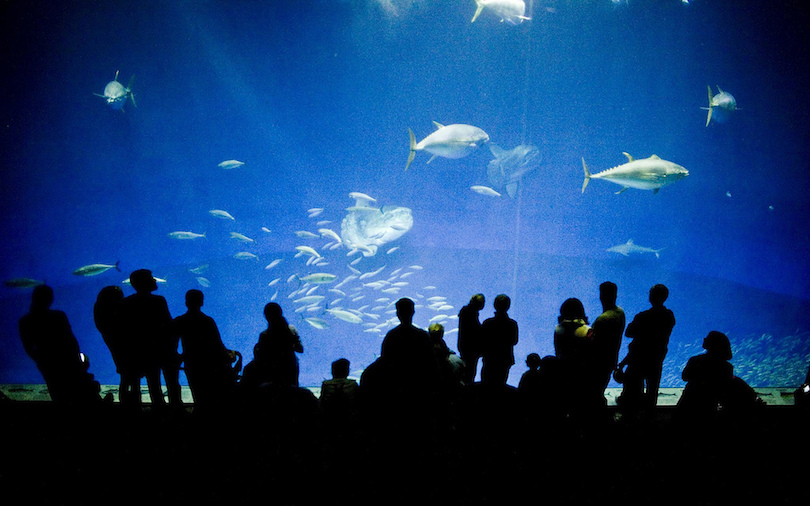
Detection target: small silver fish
<box><xmin>218</xmin><ymin>160</ymin><xmax>245</xmax><ymax>169</ymax></box>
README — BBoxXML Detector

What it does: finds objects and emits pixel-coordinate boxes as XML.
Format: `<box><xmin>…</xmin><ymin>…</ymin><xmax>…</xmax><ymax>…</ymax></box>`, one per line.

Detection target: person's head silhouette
<box><xmin>30</xmin><ymin>285</ymin><xmax>54</xmax><ymax>312</ymax></box>
<box><xmin>395</xmin><ymin>297</ymin><xmax>415</xmax><ymax>325</ymax></box>
<box><xmin>130</xmin><ymin>269</ymin><xmax>157</xmax><ymax>293</ymax></box>
<box><xmin>185</xmin><ymin>289</ymin><xmax>204</xmax><ymax>311</ymax></box>
<box><xmin>649</xmin><ymin>284</ymin><xmax>669</xmax><ymax>307</ymax></box>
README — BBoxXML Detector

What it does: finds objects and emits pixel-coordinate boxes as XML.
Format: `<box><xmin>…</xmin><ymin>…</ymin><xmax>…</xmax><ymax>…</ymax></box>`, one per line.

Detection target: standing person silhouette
<box><xmin>380</xmin><ymin>298</ymin><xmax>439</xmax><ymax>394</ymax></box>
<box><xmin>622</xmin><ymin>284</ymin><xmax>676</xmax><ymax>411</ymax></box>
<box><xmin>457</xmin><ymin>294</ymin><xmax>485</xmax><ymax>384</ymax></box>
<box><xmin>94</xmin><ymin>285</ymin><xmax>140</xmax><ymax>406</ymax></box>
<box><xmin>173</xmin><ymin>289</ymin><xmax>233</xmax><ymax>412</ymax></box>
<box><xmin>591</xmin><ymin>282</ymin><xmax>626</xmax><ymax>404</ymax></box>
<box><xmin>256</xmin><ymin>302</ymin><xmax>303</xmax><ymax>388</ymax></box>
<box><xmin>121</xmin><ymin>269</ymin><xmax>179</xmax><ymax>409</ymax></box>
<box><xmin>480</xmin><ymin>294</ymin><xmax>519</xmax><ymax>386</ymax></box>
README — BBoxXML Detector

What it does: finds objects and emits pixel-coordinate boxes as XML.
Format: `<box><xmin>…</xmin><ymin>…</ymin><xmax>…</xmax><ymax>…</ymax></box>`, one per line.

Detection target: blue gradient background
<box><xmin>1</xmin><ymin>1</ymin><xmax>808</xmax><ymax>389</ymax></box>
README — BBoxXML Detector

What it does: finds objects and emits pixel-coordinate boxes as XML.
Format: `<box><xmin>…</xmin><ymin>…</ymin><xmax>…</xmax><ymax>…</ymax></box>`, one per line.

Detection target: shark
<box><xmin>607</xmin><ymin>239</ymin><xmax>664</xmax><ymax>259</ymax></box>
<box><xmin>581</xmin><ymin>153</ymin><xmax>688</xmax><ymax>194</ymax></box>
<box><xmin>95</xmin><ymin>70</ymin><xmax>136</xmax><ymax>111</ymax></box>
<box><xmin>702</xmin><ymin>85</ymin><xmax>738</xmax><ymax>126</ymax></box>
<box><xmin>471</xmin><ymin>0</ymin><xmax>531</xmax><ymax>25</ymax></box>
<box><xmin>487</xmin><ymin>143</ymin><xmax>540</xmax><ymax>198</ymax></box>
<box><xmin>406</xmin><ymin>122</ymin><xmax>489</xmax><ymax>171</ymax></box>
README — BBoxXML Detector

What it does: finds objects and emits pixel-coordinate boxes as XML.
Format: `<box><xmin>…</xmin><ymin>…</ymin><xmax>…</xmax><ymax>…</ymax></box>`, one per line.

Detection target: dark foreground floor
<box><xmin>2</xmin><ymin>387</ymin><xmax>809</xmax><ymax>506</ymax></box>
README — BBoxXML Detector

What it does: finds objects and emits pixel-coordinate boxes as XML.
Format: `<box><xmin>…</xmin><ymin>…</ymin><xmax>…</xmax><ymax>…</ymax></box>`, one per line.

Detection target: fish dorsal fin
<box><xmin>627</xmin><ymin>239</ymin><xmax>634</xmax><ymax>245</ymax></box>
<box><xmin>622</xmin><ymin>152</ymin><xmax>634</xmax><ymax>162</ymax></box>
<box><xmin>716</xmin><ymin>85</ymin><xmax>724</xmax><ymax>94</ymax></box>
<box><xmin>650</xmin><ymin>154</ymin><xmax>661</xmax><ymax>160</ymax></box>
<box><xmin>432</xmin><ymin>121</ymin><xmax>445</xmax><ymax>130</ymax></box>
<box><xmin>488</xmin><ymin>143</ymin><xmax>505</xmax><ymax>158</ymax></box>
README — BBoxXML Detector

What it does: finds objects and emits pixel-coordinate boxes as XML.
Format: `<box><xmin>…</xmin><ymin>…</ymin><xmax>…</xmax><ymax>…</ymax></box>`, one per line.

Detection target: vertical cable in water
<box><xmin>511</xmin><ymin>0</ymin><xmax>533</xmax><ymax>299</ymax></box>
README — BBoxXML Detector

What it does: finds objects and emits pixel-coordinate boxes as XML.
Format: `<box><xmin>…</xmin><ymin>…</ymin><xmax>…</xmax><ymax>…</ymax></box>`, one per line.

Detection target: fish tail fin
<box><xmin>114</xmin><ymin>260</ymin><xmax>120</xmax><ymax>272</ymax></box>
<box><xmin>705</xmin><ymin>85</ymin><xmax>713</xmax><ymax>127</ymax></box>
<box><xmin>471</xmin><ymin>0</ymin><xmax>484</xmax><ymax>23</ymax></box>
<box><xmin>405</xmin><ymin>128</ymin><xmax>416</xmax><ymax>171</ymax></box>
<box><xmin>581</xmin><ymin>158</ymin><xmax>591</xmax><ymax>193</ymax></box>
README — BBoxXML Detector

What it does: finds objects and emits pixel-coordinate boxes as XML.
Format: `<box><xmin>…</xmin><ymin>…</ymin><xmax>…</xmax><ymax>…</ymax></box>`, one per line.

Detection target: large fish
<box><xmin>471</xmin><ymin>0</ymin><xmax>531</xmax><ymax>25</ymax></box>
<box><xmin>702</xmin><ymin>85</ymin><xmax>738</xmax><ymax>126</ymax></box>
<box><xmin>406</xmin><ymin>122</ymin><xmax>489</xmax><ymax>171</ymax></box>
<box><xmin>3</xmin><ymin>277</ymin><xmax>45</xmax><ymax>288</ymax></box>
<box><xmin>94</xmin><ymin>70</ymin><xmax>135</xmax><ymax>111</ymax></box>
<box><xmin>487</xmin><ymin>143</ymin><xmax>540</xmax><ymax>198</ymax></box>
<box><xmin>72</xmin><ymin>261</ymin><xmax>120</xmax><ymax>277</ymax></box>
<box><xmin>607</xmin><ymin>239</ymin><xmax>664</xmax><ymax>259</ymax></box>
<box><xmin>341</xmin><ymin>195</ymin><xmax>413</xmax><ymax>257</ymax></box>
<box><xmin>581</xmin><ymin>153</ymin><xmax>688</xmax><ymax>194</ymax></box>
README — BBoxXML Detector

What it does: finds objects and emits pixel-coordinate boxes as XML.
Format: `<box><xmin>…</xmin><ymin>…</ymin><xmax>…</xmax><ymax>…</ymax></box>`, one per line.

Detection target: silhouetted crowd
<box><xmin>11</xmin><ymin>270</ymin><xmax>810</xmax><ymax>506</ymax></box>
<box><xmin>18</xmin><ymin>271</ymin><xmax>787</xmax><ymax>423</ymax></box>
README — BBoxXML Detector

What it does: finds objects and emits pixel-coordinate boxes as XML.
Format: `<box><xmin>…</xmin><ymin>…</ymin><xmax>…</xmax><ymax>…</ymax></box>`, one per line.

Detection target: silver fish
<box><xmin>94</xmin><ymin>70</ymin><xmax>135</xmax><ymax>111</ymax></box>
<box><xmin>72</xmin><ymin>261</ymin><xmax>120</xmax><ymax>277</ymax></box>
<box><xmin>218</xmin><ymin>160</ymin><xmax>245</xmax><ymax>169</ymax></box>
<box><xmin>582</xmin><ymin>153</ymin><xmax>688</xmax><ymax>194</ymax></box>
<box><xmin>406</xmin><ymin>122</ymin><xmax>489</xmax><ymax>171</ymax></box>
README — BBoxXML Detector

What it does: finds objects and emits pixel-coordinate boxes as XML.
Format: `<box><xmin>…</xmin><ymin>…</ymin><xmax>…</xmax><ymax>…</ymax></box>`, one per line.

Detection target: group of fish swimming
<box><xmin>167</xmin><ymin>190</ymin><xmax>459</xmax><ymax>336</ymax></box>
<box><xmin>5</xmin><ymin>1</ymin><xmax>741</xmax><ymax>291</ymax></box>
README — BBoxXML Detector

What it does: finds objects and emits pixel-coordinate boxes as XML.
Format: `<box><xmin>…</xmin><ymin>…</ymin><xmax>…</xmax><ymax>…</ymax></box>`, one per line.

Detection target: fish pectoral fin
<box><xmin>406</xmin><ymin>128</ymin><xmax>416</xmax><ymax>171</ymax></box>
<box><xmin>705</xmin><ymin>85</ymin><xmax>714</xmax><ymax>126</ymax></box>
<box><xmin>471</xmin><ymin>1</ymin><xmax>484</xmax><ymax>23</ymax></box>
<box><xmin>432</xmin><ymin>121</ymin><xmax>445</xmax><ymax>130</ymax></box>
<box><xmin>622</xmin><ymin>152</ymin><xmax>634</xmax><ymax>162</ymax></box>
<box><xmin>614</xmin><ymin>187</ymin><xmax>629</xmax><ymax>194</ymax></box>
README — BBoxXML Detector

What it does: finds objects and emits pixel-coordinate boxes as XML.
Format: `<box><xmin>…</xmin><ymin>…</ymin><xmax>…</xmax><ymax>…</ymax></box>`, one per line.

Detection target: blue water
<box><xmin>2</xmin><ymin>1</ymin><xmax>809</xmax><ymax>389</ymax></box>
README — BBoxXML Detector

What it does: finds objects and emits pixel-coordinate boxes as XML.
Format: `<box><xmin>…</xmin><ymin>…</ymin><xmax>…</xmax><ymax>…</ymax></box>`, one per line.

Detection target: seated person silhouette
<box><xmin>320</xmin><ymin>358</ymin><xmax>359</xmax><ymax>418</ymax></box>
<box><xmin>677</xmin><ymin>331</ymin><xmax>734</xmax><ymax>420</ymax></box>
<box><xmin>19</xmin><ymin>285</ymin><xmax>102</xmax><ymax>405</ymax></box>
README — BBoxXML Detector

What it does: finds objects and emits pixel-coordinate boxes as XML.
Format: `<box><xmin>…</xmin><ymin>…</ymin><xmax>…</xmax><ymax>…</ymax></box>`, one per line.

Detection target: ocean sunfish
<box><xmin>487</xmin><ymin>143</ymin><xmax>540</xmax><ymax>198</ymax></box>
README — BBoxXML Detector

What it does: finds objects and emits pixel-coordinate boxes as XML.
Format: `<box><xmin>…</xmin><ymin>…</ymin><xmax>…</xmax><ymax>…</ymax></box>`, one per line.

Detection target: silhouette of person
<box><xmin>518</xmin><ymin>353</ymin><xmax>543</xmax><ymax>398</ymax></box>
<box><xmin>553</xmin><ymin>298</ymin><xmax>594</xmax><ymax>414</ymax></box>
<box><xmin>320</xmin><ymin>358</ymin><xmax>359</xmax><ymax>418</ymax></box>
<box><xmin>591</xmin><ymin>282</ymin><xmax>626</xmax><ymax>403</ymax></box>
<box><xmin>621</xmin><ymin>284</ymin><xmax>676</xmax><ymax>410</ymax></box>
<box><xmin>19</xmin><ymin>285</ymin><xmax>101</xmax><ymax>404</ymax></box>
<box><xmin>256</xmin><ymin>302</ymin><xmax>303</xmax><ymax>388</ymax></box>
<box><xmin>457</xmin><ymin>293</ymin><xmax>485</xmax><ymax>384</ymax></box>
<box><xmin>677</xmin><ymin>331</ymin><xmax>734</xmax><ymax>420</ymax></box>
<box><xmin>173</xmin><ymin>289</ymin><xmax>233</xmax><ymax>412</ymax></box>
<box><xmin>380</xmin><ymin>298</ymin><xmax>439</xmax><ymax>396</ymax></box>
<box><xmin>120</xmin><ymin>269</ymin><xmax>179</xmax><ymax>409</ymax></box>
<box><xmin>94</xmin><ymin>285</ymin><xmax>140</xmax><ymax>406</ymax></box>
<box><xmin>480</xmin><ymin>294</ymin><xmax>519</xmax><ymax>386</ymax></box>
<box><xmin>429</xmin><ymin>322</ymin><xmax>465</xmax><ymax>394</ymax></box>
